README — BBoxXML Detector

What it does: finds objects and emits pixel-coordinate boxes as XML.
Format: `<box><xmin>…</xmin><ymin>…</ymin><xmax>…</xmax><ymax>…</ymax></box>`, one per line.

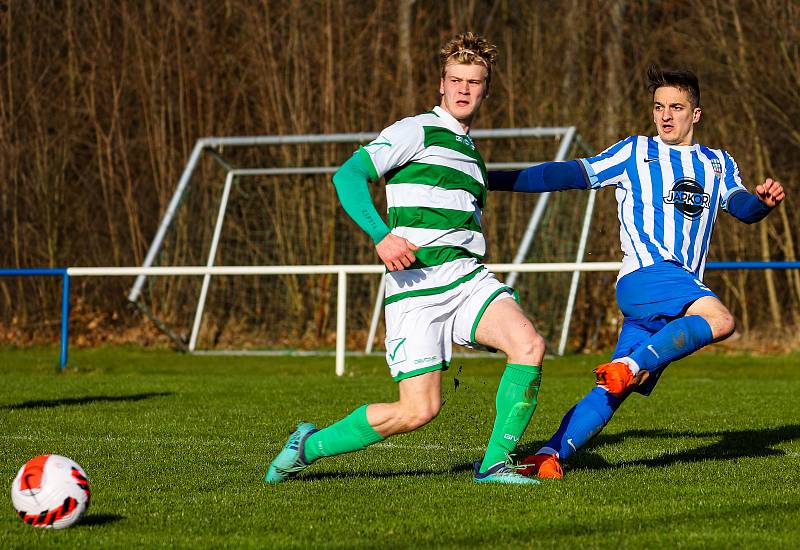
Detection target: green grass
<box><xmin>1</xmin><ymin>346</ymin><xmax>799</xmax><ymax>548</ymax></box>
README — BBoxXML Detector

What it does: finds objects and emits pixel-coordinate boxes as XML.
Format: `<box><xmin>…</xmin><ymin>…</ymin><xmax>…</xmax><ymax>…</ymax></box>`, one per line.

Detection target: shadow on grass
<box><xmin>517</xmin><ymin>424</ymin><xmax>800</xmax><ymax>472</ymax></box>
<box><xmin>0</xmin><ymin>392</ymin><xmax>173</xmax><ymax>410</ymax></box>
<box><xmin>80</xmin><ymin>513</ymin><xmax>126</xmax><ymax>527</ymax></box>
<box><xmin>275</xmin><ymin>425</ymin><xmax>800</xmax><ymax>481</ymax></box>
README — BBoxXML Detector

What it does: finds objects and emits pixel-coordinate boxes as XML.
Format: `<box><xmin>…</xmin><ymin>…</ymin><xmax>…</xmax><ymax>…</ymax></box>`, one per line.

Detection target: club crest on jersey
<box><xmin>710</xmin><ymin>158</ymin><xmax>722</xmax><ymax>179</ymax></box>
<box><xmin>664</xmin><ymin>178</ymin><xmax>710</xmax><ymax>220</ymax></box>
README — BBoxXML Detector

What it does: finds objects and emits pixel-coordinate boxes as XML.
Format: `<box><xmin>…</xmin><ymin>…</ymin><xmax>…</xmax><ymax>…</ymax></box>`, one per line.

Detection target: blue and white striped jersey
<box><xmin>580</xmin><ymin>136</ymin><xmax>747</xmax><ymax>280</ymax></box>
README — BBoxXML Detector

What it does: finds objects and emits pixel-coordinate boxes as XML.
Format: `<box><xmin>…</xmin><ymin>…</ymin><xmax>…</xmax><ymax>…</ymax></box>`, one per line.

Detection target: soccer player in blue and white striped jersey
<box><xmin>490</xmin><ymin>66</ymin><xmax>785</xmax><ymax>479</ymax></box>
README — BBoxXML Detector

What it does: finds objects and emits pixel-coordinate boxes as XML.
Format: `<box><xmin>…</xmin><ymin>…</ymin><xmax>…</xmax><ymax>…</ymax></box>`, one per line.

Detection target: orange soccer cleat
<box><xmin>517</xmin><ymin>453</ymin><xmax>563</xmax><ymax>479</ymax></box>
<box><xmin>593</xmin><ymin>361</ymin><xmax>649</xmax><ymax>395</ymax></box>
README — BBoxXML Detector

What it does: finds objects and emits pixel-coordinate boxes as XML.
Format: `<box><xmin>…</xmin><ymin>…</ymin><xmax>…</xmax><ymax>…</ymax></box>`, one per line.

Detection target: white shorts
<box><xmin>383</xmin><ymin>266</ymin><xmax>516</xmax><ymax>381</ymax></box>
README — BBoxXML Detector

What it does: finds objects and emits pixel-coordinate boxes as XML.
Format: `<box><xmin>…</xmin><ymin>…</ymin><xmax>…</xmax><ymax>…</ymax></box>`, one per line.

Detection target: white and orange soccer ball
<box><xmin>11</xmin><ymin>454</ymin><xmax>91</xmax><ymax>529</ymax></box>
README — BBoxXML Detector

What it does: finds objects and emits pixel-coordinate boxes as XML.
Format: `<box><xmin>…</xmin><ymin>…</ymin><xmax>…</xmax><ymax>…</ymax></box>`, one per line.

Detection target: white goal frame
<box><xmin>127</xmin><ymin>129</ymin><xmax>597</xmax><ymax>364</ymax></box>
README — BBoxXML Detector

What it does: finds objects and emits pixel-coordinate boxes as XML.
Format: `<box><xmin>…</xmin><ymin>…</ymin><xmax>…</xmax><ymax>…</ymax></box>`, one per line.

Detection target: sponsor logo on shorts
<box><xmin>386</xmin><ymin>338</ymin><xmax>407</xmax><ymax>365</ymax></box>
<box><xmin>414</xmin><ymin>356</ymin><xmax>439</xmax><ymax>365</ymax></box>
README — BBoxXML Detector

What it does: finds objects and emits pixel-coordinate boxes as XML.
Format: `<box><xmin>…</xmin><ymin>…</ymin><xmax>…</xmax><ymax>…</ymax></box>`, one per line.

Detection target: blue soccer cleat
<box><xmin>264</xmin><ymin>422</ymin><xmax>318</xmax><ymax>483</ymax></box>
<box><xmin>473</xmin><ymin>460</ymin><xmax>541</xmax><ymax>485</ymax></box>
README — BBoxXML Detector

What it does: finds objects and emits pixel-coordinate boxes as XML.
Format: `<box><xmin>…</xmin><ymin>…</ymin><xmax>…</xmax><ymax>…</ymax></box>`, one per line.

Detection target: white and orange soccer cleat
<box><xmin>593</xmin><ymin>361</ymin><xmax>649</xmax><ymax>395</ymax></box>
<box><xmin>518</xmin><ymin>453</ymin><xmax>563</xmax><ymax>479</ymax></box>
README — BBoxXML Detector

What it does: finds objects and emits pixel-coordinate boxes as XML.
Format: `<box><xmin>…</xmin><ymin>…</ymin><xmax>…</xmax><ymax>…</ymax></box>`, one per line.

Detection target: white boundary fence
<box><xmin>72</xmin><ymin>261</ymin><xmax>622</xmax><ymax>376</ymax></box>
<box><xmin>13</xmin><ymin>261</ymin><xmax>797</xmax><ymax>370</ymax></box>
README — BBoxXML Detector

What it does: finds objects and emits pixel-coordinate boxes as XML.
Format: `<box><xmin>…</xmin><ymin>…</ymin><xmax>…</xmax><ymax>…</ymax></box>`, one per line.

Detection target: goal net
<box><xmin>128</xmin><ymin>129</ymin><xmax>593</xmax><ymax>355</ymax></box>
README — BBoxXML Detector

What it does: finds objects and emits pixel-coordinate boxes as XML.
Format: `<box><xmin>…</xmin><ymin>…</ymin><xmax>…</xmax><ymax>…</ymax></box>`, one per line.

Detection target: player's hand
<box><xmin>376</xmin><ymin>233</ymin><xmax>419</xmax><ymax>271</ymax></box>
<box><xmin>755</xmin><ymin>178</ymin><xmax>785</xmax><ymax>208</ymax></box>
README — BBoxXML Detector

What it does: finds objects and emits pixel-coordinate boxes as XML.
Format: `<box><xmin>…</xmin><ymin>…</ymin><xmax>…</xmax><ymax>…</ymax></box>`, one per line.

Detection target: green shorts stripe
<box><xmin>469</xmin><ymin>286</ymin><xmax>519</xmax><ymax>344</ymax></box>
<box><xmin>392</xmin><ymin>360</ymin><xmax>450</xmax><ymax>382</ymax></box>
<box><xmin>384</xmin><ymin>266</ymin><xmax>485</xmax><ymax>306</ymax></box>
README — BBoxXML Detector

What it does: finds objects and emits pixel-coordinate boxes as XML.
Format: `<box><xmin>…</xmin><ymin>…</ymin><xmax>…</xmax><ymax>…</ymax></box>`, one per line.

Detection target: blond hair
<box><xmin>439</xmin><ymin>32</ymin><xmax>498</xmax><ymax>85</ymax></box>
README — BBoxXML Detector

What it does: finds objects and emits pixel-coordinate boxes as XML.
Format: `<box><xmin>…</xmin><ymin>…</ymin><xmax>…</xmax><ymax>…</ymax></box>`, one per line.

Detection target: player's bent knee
<box><xmin>531</xmin><ymin>331</ymin><xmax>546</xmax><ymax>356</ymax></box>
<box><xmin>506</xmin><ymin>331</ymin><xmax>546</xmax><ymax>364</ymax></box>
<box><xmin>701</xmin><ymin>307</ymin><xmax>736</xmax><ymax>341</ymax></box>
<box><xmin>712</xmin><ymin>313</ymin><xmax>736</xmax><ymax>341</ymax></box>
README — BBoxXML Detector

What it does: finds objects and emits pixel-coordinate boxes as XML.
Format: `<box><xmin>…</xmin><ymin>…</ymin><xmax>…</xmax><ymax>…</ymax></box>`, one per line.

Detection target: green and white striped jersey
<box><xmin>359</xmin><ymin>106</ymin><xmax>489</xmax><ymax>303</ymax></box>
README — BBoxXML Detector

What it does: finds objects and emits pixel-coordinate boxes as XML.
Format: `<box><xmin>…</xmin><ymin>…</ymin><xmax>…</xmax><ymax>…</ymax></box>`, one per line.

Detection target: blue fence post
<box><xmin>60</xmin><ymin>271</ymin><xmax>70</xmax><ymax>370</ymax></box>
<box><xmin>0</xmin><ymin>267</ymin><xmax>70</xmax><ymax>370</ymax></box>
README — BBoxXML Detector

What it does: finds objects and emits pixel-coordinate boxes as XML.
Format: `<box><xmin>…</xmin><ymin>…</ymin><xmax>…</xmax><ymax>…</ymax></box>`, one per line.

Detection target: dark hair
<box><xmin>647</xmin><ymin>65</ymin><xmax>700</xmax><ymax>108</ymax></box>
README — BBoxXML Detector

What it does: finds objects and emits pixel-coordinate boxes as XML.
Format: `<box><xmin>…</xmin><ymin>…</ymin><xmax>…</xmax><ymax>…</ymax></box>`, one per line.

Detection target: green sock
<box><xmin>480</xmin><ymin>363</ymin><xmax>542</xmax><ymax>472</ymax></box>
<box><xmin>303</xmin><ymin>405</ymin><xmax>384</xmax><ymax>463</ymax></box>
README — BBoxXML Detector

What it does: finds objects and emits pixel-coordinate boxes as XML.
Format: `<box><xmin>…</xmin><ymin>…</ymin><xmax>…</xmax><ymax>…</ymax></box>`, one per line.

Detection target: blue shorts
<box><xmin>612</xmin><ymin>261</ymin><xmax>717</xmax><ymax>395</ymax></box>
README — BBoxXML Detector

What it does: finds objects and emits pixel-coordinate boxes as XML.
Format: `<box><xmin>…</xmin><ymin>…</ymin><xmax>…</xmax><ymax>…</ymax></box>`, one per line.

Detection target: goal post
<box><xmin>127</xmin><ymin>128</ymin><xmax>597</xmax><ymax>358</ymax></box>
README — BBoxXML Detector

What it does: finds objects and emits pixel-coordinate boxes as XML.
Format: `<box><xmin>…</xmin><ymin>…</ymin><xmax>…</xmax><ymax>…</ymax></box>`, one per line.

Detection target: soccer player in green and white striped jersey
<box><xmin>266</xmin><ymin>32</ymin><xmax>546</xmax><ymax>485</ymax></box>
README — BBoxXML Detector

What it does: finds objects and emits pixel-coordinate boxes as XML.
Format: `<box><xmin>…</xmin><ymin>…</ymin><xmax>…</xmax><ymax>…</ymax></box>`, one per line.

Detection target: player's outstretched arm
<box><xmin>727</xmin><ymin>178</ymin><xmax>785</xmax><ymax>224</ymax></box>
<box><xmin>488</xmin><ymin>160</ymin><xmax>589</xmax><ymax>193</ymax></box>
<box><xmin>375</xmin><ymin>233</ymin><xmax>419</xmax><ymax>272</ymax></box>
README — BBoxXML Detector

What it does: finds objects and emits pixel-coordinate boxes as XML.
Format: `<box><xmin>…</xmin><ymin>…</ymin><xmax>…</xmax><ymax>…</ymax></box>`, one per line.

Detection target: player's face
<box><xmin>439</xmin><ymin>62</ymin><xmax>489</xmax><ymax>129</ymax></box>
<box><xmin>653</xmin><ymin>86</ymin><xmax>701</xmax><ymax>146</ymax></box>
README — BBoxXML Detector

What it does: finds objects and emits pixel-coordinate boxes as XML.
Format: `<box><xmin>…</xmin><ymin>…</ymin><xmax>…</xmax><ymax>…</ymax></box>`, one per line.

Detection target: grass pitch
<box><xmin>1</xmin><ymin>346</ymin><xmax>799</xmax><ymax>548</ymax></box>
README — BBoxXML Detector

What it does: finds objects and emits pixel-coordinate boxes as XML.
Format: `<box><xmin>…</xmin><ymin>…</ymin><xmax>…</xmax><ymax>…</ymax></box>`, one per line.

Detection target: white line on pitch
<box><xmin>374</xmin><ymin>442</ymin><xmax>486</xmax><ymax>452</ymax></box>
<box><xmin>0</xmin><ymin>433</ymin><xmax>245</xmax><ymax>447</ymax></box>
<box><xmin>0</xmin><ymin>433</ymin><xmax>487</xmax><ymax>453</ymax></box>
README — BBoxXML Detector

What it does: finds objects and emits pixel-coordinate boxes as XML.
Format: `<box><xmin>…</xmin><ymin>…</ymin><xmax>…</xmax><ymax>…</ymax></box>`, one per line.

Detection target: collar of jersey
<box><xmin>432</xmin><ymin>106</ymin><xmax>468</xmax><ymax>135</ymax></box>
<box><xmin>653</xmin><ymin>135</ymin><xmax>699</xmax><ymax>151</ymax></box>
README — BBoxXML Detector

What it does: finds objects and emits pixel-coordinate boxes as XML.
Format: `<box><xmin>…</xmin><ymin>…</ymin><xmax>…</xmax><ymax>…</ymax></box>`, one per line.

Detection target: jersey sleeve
<box><xmin>719</xmin><ymin>150</ymin><xmax>748</xmax><ymax>211</ymax></box>
<box><xmin>577</xmin><ymin>136</ymin><xmax>635</xmax><ymax>190</ymax></box>
<box><xmin>357</xmin><ymin>117</ymin><xmax>424</xmax><ymax>181</ymax></box>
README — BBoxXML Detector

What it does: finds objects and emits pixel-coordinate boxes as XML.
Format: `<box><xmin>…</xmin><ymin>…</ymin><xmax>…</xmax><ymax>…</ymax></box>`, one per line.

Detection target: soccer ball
<box><xmin>11</xmin><ymin>455</ymin><xmax>91</xmax><ymax>529</ymax></box>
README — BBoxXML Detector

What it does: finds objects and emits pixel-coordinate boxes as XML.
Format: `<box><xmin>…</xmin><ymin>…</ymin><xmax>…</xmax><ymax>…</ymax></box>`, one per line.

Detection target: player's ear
<box><xmin>693</xmin><ymin>107</ymin><xmax>702</xmax><ymax>123</ymax></box>
<box><xmin>439</xmin><ymin>78</ymin><xmax>445</xmax><ymax>96</ymax></box>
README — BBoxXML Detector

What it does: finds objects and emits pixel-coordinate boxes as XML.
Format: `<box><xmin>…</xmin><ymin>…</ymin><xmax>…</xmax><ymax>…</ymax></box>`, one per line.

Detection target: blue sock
<box><xmin>627</xmin><ymin>315</ymin><xmax>713</xmax><ymax>372</ymax></box>
<box><xmin>538</xmin><ymin>387</ymin><xmax>623</xmax><ymax>460</ymax></box>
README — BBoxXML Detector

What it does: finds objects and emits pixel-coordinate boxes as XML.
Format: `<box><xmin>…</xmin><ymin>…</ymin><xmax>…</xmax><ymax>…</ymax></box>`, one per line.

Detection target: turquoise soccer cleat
<box><xmin>264</xmin><ymin>422</ymin><xmax>318</xmax><ymax>483</ymax></box>
<box><xmin>473</xmin><ymin>460</ymin><xmax>541</xmax><ymax>485</ymax></box>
